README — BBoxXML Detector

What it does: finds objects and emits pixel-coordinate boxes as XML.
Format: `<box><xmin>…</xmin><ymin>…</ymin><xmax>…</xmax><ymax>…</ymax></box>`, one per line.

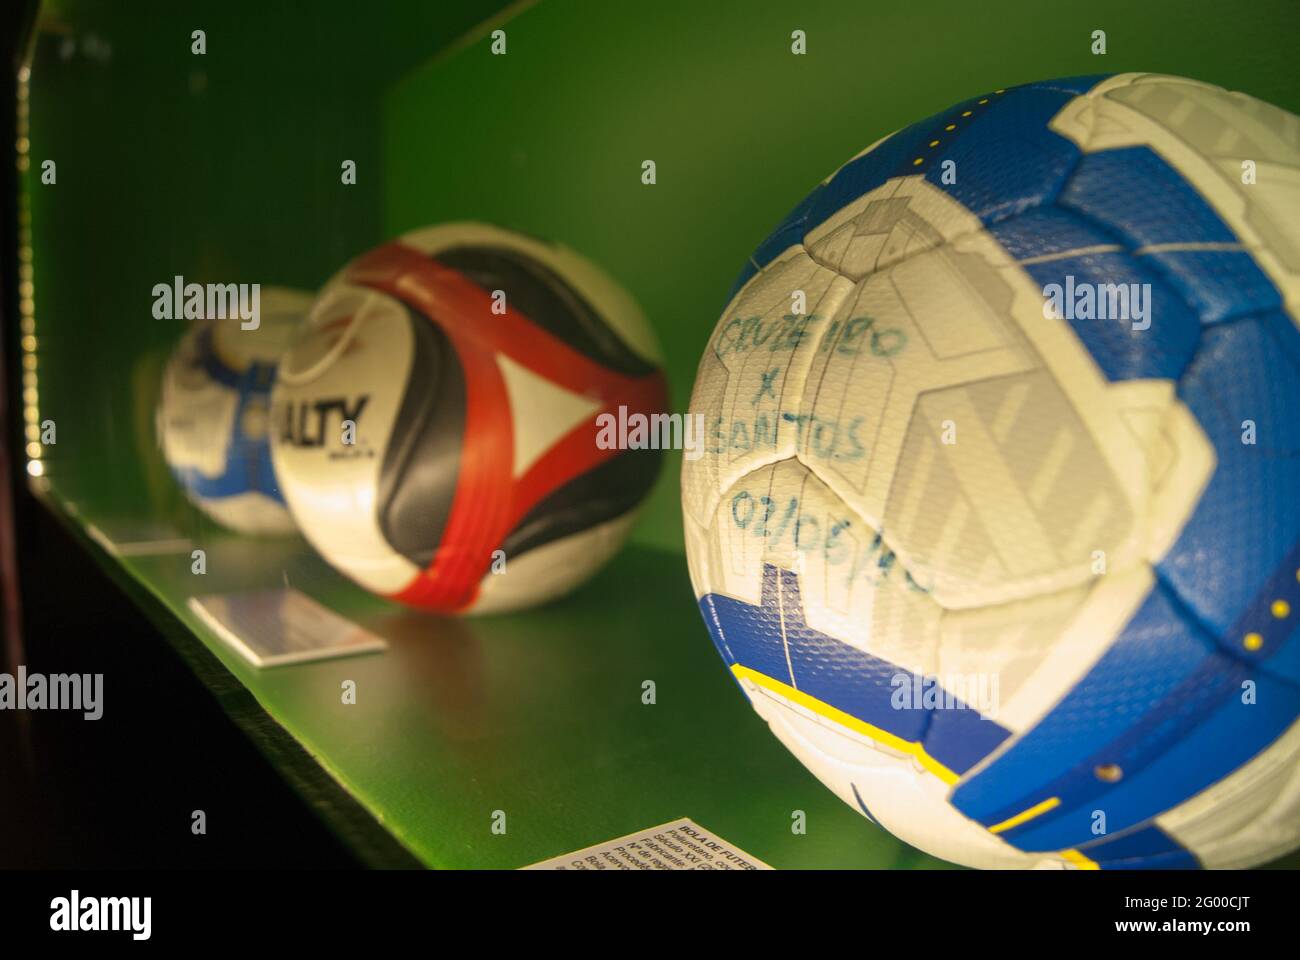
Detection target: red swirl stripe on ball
<box><xmin>345</xmin><ymin>241</ymin><xmax>667</xmax><ymax>611</ymax></box>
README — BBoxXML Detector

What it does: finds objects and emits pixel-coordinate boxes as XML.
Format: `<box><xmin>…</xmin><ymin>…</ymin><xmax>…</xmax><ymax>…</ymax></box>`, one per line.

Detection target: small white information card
<box><xmin>188</xmin><ymin>588</ymin><xmax>388</xmax><ymax>668</ymax></box>
<box><xmin>524</xmin><ymin>818</ymin><xmax>772</xmax><ymax>870</ymax></box>
<box><xmin>85</xmin><ymin>517</ymin><xmax>192</xmax><ymax>557</ymax></box>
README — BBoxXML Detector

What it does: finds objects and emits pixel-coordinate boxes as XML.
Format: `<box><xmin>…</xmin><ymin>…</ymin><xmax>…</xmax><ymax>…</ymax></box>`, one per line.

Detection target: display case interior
<box><xmin>18</xmin><ymin>0</ymin><xmax>1300</xmax><ymax>869</ymax></box>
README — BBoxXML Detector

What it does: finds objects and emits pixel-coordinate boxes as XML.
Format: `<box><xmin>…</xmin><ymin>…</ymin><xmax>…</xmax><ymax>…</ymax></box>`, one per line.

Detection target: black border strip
<box><xmin>35</xmin><ymin>490</ymin><xmax>424</xmax><ymax>869</ymax></box>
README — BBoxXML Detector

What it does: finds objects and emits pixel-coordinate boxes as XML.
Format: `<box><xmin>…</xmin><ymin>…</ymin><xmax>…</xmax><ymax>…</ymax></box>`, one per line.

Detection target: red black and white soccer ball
<box><xmin>269</xmin><ymin>223</ymin><xmax>668</xmax><ymax>614</ymax></box>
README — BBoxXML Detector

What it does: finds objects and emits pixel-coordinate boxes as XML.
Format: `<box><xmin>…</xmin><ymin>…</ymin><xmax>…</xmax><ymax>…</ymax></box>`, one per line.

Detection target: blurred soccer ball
<box><xmin>158</xmin><ymin>287</ymin><xmax>312</xmax><ymax>535</ymax></box>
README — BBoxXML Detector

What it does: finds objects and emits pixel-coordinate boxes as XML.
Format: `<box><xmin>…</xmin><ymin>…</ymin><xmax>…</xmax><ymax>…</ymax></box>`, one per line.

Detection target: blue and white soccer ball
<box><xmin>683</xmin><ymin>74</ymin><xmax>1300</xmax><ymax>869</ymax></box>
<box><xmin>158</xmin><ymin>287</ymin><xmax>313</xmax><ymax>535</ymax></box>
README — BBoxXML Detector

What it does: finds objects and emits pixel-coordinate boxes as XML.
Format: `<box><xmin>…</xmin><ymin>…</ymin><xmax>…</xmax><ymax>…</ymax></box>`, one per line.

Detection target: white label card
<box><xmin>524</xmin><ymin>818</ymin><xmax>773</xmax><ymax>870</ymax></box>
<box><xmin>188</xmin><ymin>589</ymin><xmax>388</xmax><ymax>668</ymax></box>
<box><xmin>85</xmin><ymin>518</ymin><xmax>192</xmax><ymax>557</ymax></box>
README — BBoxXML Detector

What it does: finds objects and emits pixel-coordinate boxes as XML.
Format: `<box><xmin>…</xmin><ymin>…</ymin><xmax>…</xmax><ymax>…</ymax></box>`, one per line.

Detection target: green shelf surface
<box><xmin>45</xmin><ymin>486</ymin><xmax>952</xmax><ymax>869</ymax></box>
